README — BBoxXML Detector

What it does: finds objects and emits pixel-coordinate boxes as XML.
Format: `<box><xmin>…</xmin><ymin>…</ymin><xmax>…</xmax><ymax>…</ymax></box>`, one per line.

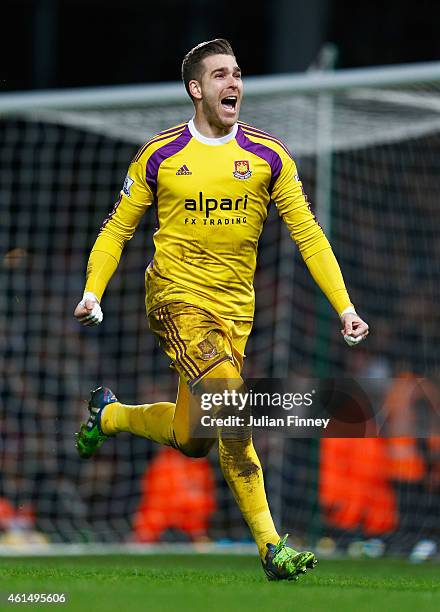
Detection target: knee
<box><xmin>176</xmin><ymin>437</ymin><xmax>215</xmax><ymax>458</ymax></box>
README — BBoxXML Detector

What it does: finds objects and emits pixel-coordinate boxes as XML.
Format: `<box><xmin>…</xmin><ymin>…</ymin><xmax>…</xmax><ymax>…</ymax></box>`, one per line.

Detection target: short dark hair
<box><xmin>181</xmin><ymin>39</ymin><xmax>235</xmax><ymax>98</ymax></box>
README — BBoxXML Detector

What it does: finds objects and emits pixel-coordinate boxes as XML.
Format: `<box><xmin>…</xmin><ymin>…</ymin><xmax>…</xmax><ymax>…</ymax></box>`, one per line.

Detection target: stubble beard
<box><xmin>202</xmin><ymin>97</ymin><xmax>238</xmax><ymax>133</ymax></box>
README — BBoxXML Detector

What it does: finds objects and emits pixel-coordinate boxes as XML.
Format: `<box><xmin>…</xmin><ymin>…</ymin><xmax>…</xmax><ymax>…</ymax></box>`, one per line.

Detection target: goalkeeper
<box><xmin>74</xmin><ymin>39</ymin><xmax>369</xmax><ymax>581</ymax></box>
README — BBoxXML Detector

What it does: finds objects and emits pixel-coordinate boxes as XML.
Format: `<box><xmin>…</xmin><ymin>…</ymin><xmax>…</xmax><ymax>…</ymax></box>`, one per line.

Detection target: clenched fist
<box><xmin>74</xmin><ymin>292</ymin><xmax>103</xmax><ymax>326</ymax></box>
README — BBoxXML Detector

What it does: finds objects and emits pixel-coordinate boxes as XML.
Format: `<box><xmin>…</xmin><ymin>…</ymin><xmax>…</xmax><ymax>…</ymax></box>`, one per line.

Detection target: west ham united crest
<box><xmin>233</xmin><ymin>160</ymin><xmax>252</xmax><ymax>180</ymax></box>
<box><xmin>197</xmin><ymin>338</ymin><xmax>218</xmax><ymax>360</ymax></box>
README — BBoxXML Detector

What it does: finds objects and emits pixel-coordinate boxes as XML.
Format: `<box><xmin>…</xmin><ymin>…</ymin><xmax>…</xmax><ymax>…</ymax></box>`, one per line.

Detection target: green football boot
<box><xmin>76</xmin><ymin>386</ymin><xmax>118</xmax><ymax>459</ymax></box>
<box><xmin>262</xmin><ymin>534</ymin><xmax>317</xmax><ymax>581</ymax></box>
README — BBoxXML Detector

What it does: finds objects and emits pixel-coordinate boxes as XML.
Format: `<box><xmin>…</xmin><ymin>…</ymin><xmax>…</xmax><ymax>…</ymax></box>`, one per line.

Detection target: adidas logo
<box><xmin>176</xmin><ymin>164</ymin><xmax>192</xmax><ymax>175</ymax></box>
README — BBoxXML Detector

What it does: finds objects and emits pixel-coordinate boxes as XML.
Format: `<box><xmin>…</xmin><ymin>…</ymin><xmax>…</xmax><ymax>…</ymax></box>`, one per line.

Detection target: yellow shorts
<box><xmin>148</xmin><ymin>303</ymin><xmax>253</xmax><ymax>389</ymax></box>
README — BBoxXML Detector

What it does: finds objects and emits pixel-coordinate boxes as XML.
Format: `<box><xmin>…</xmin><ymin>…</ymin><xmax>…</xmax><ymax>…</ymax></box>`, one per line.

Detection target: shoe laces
<box><xmin>272</xmin><ymin>534</ymin><xmax>298</xmax><ymax>572</ymax></box>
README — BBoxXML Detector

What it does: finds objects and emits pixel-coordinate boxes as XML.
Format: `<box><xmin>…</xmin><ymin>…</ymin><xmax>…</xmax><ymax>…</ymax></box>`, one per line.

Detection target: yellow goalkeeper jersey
<box><xmin>87</xmin><ymin>119</ymin><xmax>351</xmax><ymax>320</ymax></box>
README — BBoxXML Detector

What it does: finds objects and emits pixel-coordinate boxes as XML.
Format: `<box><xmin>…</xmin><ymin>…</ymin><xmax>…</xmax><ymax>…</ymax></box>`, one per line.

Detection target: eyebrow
<box><xmin>210</xmin><ymin>66</ymin><xmax>242</xmax><ymax>76</ymax></box>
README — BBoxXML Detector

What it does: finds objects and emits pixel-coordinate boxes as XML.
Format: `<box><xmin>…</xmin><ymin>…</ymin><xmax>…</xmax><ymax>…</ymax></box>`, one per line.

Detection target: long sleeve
<box><xmin>84</xmin><ymin>160</ymin><xmax>154</xmax><ymax>300</ymax></box>
<box><xmin>272</xmin><ymin>155</ymin><xmax>353</xmax><ymax>315</ymax></box>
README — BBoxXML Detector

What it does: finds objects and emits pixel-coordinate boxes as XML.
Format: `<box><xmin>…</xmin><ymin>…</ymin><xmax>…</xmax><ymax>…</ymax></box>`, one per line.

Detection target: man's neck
<box><xmin>193</xmin><ymin>113</ymin><xmax>235</xmax><ymax>139</ymax></box>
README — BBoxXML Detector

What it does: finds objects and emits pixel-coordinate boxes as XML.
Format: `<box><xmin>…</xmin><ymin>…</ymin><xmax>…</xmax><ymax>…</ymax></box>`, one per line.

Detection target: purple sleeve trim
<box><xmin>134</xmin><ymin>126</ymin><xmax>187</xmax><ymax>162</ymax></box>
<box><xmin>158</xmin><ymin>122</ymin><xmax>188</xmax><ymax>136</ymax></box>
<box><xmin>239</xmin><ymin>125</ymin><xmax>293</xmax><ymax>159</ymax></box>
<box><xmin>146</xmin><ymin>126</ymin><xmax>192</xmax><ymax>194</ymax></box>
<box><xmin>235</xmin><ymin>126</ymin><xmax>282</xmax><ymax>194</ymax></box>
<box><xmin>100</xmin><ymin>194</ymin><xmax>122</xmax><ymax>231</ymax></box>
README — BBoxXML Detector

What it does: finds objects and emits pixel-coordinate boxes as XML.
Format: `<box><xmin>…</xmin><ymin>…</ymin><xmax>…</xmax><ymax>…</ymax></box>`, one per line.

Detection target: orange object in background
<box><xmin>384</xmin><ymin>373</ymin><xmax>440</xmax><ymax>481</ymax></box>
<box><xmin>319</xmin><ymin>438</ymin><xmax>398</xmax><ymax>535</ymax></box>
<box><xmin>133</xmin><ymin>447</ymin><xmax>216</xmax><ymax>542</ymax></box>
<box><xmin>319</xmin><ymin>374</ymin><xmax>440</xmax><ymax>537</ymax></box>
<box><xmin>0</xmin><ymin>497</ymin><xmax>16</xmax><ymax>530</ymax></box>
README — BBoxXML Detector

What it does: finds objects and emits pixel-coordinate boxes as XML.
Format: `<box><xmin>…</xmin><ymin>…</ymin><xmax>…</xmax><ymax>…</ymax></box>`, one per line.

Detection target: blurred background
<box><xmin>2</xmin><ymin>0</ymin><xmax>440</xmax><ymax>91</ymax></box>
<box><xmin>1</xmin><ymin>0</ymin><xmax>440</xmax><ymax>562</ymax></box>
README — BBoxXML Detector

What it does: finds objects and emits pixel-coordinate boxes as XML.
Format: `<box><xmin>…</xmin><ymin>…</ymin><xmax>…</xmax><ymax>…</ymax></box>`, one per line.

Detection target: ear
<box><xmin>189</xmin><ymin>79</ymin><xmax>202</xmax><ymax>100</ymax></box>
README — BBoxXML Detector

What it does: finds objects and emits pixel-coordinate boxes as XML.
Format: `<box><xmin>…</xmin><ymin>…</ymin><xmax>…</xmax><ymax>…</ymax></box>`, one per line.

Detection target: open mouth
<box><xmin>221</xmin><ymin>96</ymin><xmax>238</xmax><ymax>112</ymax></box>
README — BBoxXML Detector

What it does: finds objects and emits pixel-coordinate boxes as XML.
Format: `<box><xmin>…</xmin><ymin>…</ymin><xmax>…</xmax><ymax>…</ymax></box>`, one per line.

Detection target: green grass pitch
<box><xmin>1</xmin><ymin>555</ymin><xmax>439</xmax><ymax>612</ymax></box>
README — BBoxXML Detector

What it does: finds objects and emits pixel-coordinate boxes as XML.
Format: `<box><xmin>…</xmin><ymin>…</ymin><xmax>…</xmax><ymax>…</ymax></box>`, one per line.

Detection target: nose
<box><xmin>226</xmin><ymin>73</ymin><xmax>239</xmax><ymax>89</ymax></box>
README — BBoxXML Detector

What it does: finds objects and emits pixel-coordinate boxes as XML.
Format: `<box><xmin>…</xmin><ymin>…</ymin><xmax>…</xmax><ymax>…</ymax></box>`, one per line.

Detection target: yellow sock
<box><xmin>101</xmin><ymin>401</ymin><xmax>176</xmax><ymax>447</ymax></box>
<box><xmin>219</xmin><ymin>436</ymin><xmax>280</xmax><ymax>558</ymax></box>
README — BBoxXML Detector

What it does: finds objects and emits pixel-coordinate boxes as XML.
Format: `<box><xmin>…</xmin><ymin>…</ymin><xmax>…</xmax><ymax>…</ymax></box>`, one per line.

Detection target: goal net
<box><xmin>1</xmin><ymin>62</ymin><xmax>440</xmax><ymax>553</ymax></box>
